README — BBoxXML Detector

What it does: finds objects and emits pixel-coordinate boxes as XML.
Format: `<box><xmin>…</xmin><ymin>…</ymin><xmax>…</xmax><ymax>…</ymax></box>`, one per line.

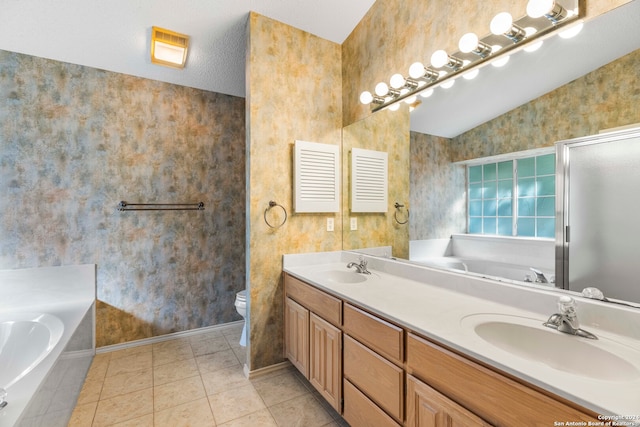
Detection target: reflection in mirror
<box><xmin>343</xmin><ymin>1</ymin><xmax>640</xmax><ymax>306</ymax></box>
<box><xmin>341</xmin><ymin>108</ymin><xmax>410</xmax><ymax>259</ymax></box>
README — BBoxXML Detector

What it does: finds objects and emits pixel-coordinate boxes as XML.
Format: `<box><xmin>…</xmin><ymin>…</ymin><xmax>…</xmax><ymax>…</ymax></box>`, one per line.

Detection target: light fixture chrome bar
<box><xmin>364</xmin><ymin>0</ymin><xmax>580</xmax><ymax>113</ymax></box>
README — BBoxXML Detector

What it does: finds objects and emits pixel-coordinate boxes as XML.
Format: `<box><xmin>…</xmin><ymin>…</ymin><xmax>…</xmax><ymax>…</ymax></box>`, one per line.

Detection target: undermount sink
<box><xmin>461</xmin><ymin>314</ymin><xmax>640</xmax><ymax>382</ymax></box>
<box><xmin>320</xmin><ymin>270</ymin><xmax>368</xmax><ymax>284</ymax></box>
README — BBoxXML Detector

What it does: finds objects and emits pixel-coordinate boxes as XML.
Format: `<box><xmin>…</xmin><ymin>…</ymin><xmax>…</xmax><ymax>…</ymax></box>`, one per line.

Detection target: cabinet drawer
<box><xmin>284</xmin><ymin>273</ymin><xmax>342</xmax><ymax>327</ymax></box>
<box><xmin>407</xmin><ymin>333</ymin><xmax>599</xmax><ymax>427</ymax></box>
<box><xmin>343</xmin><ymin>379</ymin><xmax>401</xmax><ymax>427</ymax></box>
<box><xmin>344</xmin><ymin>335</ymin><xmax>403</xmax><ymax>422</ymax></box>
<box><xmin>343</xmin><ymin>303</ymin><xmax>403</xmax><ymax>365</ymax></box>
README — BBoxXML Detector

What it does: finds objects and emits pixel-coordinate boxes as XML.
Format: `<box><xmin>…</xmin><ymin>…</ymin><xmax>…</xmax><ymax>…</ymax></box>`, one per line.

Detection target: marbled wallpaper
<box><xmin>0</xmin><ymin>50</ymin><xmax>246</xmax><ymax>347</ymax></box>
<box><xmin>409</xmin><ymin>48</ymin><xmax>640</xmax><ymax>239</ymax></box>
<box><xmin>342</xmin><ymin>0</ymin><xmax>631</xmax><ymax>127</ymax></box>
<box><xmin>247</xmin><ymin>13</ymin><xmax>343</xmax><ymax>370</ymax></box>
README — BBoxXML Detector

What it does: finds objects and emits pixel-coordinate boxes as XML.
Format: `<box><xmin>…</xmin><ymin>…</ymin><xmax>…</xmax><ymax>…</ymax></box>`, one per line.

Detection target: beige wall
<box><xmin>246</xmin><ymin>13</ymin><xmax>343</xmax><ymax>370</ymax></box>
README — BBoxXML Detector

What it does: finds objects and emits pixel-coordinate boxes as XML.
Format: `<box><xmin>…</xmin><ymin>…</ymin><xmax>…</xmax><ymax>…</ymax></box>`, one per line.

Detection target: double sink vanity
<box><xmin>282</xmin><ymin>250</ymin><xmax>640</xmax><ymax>426</ymax></box>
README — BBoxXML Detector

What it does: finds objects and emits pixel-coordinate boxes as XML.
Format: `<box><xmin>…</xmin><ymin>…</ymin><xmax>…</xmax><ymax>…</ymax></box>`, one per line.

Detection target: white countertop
<box><xmin>283</xmin><ymin>251</ymin><xmax>640</xmax><ymax>417</ymax></box>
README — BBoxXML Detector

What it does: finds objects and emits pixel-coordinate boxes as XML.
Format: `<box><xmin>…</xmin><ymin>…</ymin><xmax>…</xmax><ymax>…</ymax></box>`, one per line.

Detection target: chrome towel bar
<box><xmin>118</xmin><ymin>201</ymin><xmax>205</xmax><ymax>211</ymax></box>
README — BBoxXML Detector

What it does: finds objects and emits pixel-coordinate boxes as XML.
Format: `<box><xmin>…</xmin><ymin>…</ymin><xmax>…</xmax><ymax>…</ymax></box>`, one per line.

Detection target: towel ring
<box><xmin>264</xmin><ymin>201</ymin><xmax>287</xmax><ymax>229</ymax></box>
<box><xmin>394</xmin><ymin>202</ymin><xmax>409</xmax><ymax>225</ymax></box>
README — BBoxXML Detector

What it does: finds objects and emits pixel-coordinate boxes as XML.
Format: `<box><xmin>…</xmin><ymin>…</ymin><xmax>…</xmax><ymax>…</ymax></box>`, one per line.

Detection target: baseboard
<box><xmin>245</xmin><ymin>360</ymin><xmax>292</xmax><ymax>379</ymax></box>
<box><xmin>96</xmin><ymin>320</ymin><xmax>244</xmax><ymax>354</ymax></box>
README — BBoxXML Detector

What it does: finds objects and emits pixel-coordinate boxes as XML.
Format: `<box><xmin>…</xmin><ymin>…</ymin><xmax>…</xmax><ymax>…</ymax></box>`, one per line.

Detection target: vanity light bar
<box><xmin>360</xmin><ymin>0</ymin><xmax>581</xmax><ymax>111</ymax></box>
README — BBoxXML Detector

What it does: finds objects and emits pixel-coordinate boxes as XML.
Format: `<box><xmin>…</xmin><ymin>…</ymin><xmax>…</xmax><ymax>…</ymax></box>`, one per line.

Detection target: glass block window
<box><xmin>468</xmin><ymin>153</ymin><xmax>555</xmax><ymax>238</ymax></box>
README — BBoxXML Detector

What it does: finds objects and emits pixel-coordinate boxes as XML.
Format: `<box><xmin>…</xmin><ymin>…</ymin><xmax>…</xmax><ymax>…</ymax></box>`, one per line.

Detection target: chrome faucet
<box><xmin>543</xmin><ymin>296</ymin><xmax>597</xmax><ymax>340</ymax></box>
<box><xmin>529</xmin><ymin>267</ymin><xmax>549</xmax><ymax>283</ymax></box>
<box><xmin>347</xmin><ymin>256</ymin><xmax>371</xmax><ymax>274</ymax></box>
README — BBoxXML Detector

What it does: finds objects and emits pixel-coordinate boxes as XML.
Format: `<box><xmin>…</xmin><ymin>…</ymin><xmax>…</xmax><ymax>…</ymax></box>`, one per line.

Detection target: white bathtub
<box><xmin>0</xmin><ymin>265</ymin><xmax>95</xmax><ymax>427</ymax></box>
<box><xmin>0</xmin><ymin>313</ymin><xmax>64</xmax><ymax>391</ymax></box>
<box><xmin>411</xmin><ymin>256</ymin><xmax>555</xmax><ymax>286</ymax></box>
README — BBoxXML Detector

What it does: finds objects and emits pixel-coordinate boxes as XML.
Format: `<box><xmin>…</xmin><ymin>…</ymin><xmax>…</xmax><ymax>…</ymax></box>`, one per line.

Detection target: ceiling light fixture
<box><xmin>151</xmin><ymin>27</ymin><xmax>189</xmax><ymax>69</ymax></box>
<box><xmin>360</xmin><ymin>0</ymin><xmax>581</xmax><ymax>112</ymax></box>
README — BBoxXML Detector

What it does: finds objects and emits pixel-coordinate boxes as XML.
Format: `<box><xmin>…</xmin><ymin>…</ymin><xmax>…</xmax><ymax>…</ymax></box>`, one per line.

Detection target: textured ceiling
<box><xmin>0</xmin><ymin>0</ymin><xmax>375</xmax><ymax>97</ymax></box>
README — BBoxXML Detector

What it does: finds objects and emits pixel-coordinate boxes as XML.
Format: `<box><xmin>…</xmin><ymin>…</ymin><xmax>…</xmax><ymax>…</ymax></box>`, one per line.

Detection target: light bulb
<box><xmin>375</xmin><ymin>82</ymin><xmax>389</xmax><ymax>97</ymax></box>
<box><xmin>388</xmin><ymin>103</ymin><xmax>401</xmax><ymax>111</ymax></box>
<box><xmin>490</xmin><ymin>45</ymin><xmax>510</xmax><ymax>67</ymax></box>
<box><xmin>441</xmin><ymin>79</ymin><xmax>455</xmax><ymax>89</ymax></box>
<box><xmin>359</xmin><ymin>91</ymin><xmax>373</xmax><ymax>105</ymax></box>
<box><xmin>459</xmin><ymin>33</ymin><xmax>480</xmax><ymax>53</ymax></box>
<box><xmin>490</xmin><ymin>12</ymin><xmax>514</xmax><ymax>35</ymax></box>
<box><xmin>390</xmin><ymin>73</ymin><xmax>406</xmax><ymax>89</ymax></box>
<box><xmin>463</xmin><ymin>69</ymin><xmax>480</xmax><ymax>80</ymax></box>
<box><xmin>559</xmin><ymin>22</ymin><xmax>583</xmax><ymax>39</ymax></box>
<box><xmin>526</xmin><ymin>0</ymin><xmax>555</xmax><ymax>18</ymax></box>
<box><xmin>524</xmin><ymin>40</ymin><xmax>543</xmax><ymax>52</ymax></box>
<box><xmin>430</xmin><ymin>50</ymin><xmax>449</xmax><ymax>68</ymax></box>
<box><xmin>408</xmin><ymin>62</ymin><xmax>425</xmax><ymax>79</ymax></box>
<box><xmin>492</xmin><ymin>55</ymin><xmax>510</xmax><ymax>67</ymax></box>
<box><xmin>420</xmin><ymin>88</ymin><xmax>434</xmax><ymax>98</ymax></box>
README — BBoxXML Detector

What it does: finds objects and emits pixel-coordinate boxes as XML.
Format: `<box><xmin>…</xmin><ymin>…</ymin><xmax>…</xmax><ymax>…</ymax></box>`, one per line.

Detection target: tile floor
<box><xmin>68</xmin><ymin>324</ymin><xmax>349</xmax><ymax>426</ymax></box>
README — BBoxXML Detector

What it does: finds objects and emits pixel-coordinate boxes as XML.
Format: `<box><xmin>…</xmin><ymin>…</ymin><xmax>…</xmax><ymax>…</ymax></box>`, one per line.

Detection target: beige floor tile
<box><xmin>106</xmin><ymin>351</ymin><xmax>153</xmax><ymax>377</ymax></box>
<box><xmin>152</xmin><ymin>338</ymin><xmax>191</xmax><ymax>352</ymax></box>
<box><xmin>196</xmin><ymin>349</ymin><xmax>240</xmax><ymax>374</ymax></box>
<box><xmin>93</xmin><ymin>388</ymin><xmax>153</xmax><ymax>427</ymax></box>
<box><xmin>85</xmin><ymin>354</ymin><xmax>111</xmax><ymax>383</ymax></box>
<box><xmin>75</xmin><ymin>377</ymin><xmax>104</xmax><ymax>405</ymax></box>
<box><xmin>153</xmin><ymin>357</ymin><xmax>200</xmax><ymax>386</ymax></box>
<box><xmin>201</xmin><ymin>365</ymin><xmax>250</xmax><ymax>396</ymax></box>
<box><xmin>221</xmin><ymin>324</ymin><xmax>243</xmax><ymax>338</ymax></box>
<box><xmin>268</xmin><ymin>394</ymin><xmax>334</xmax><ymax>427</ymax></box>
<box><xmin>112</xmin><ymin>413</ymin><xmax>154</xmax><ymax>427</ymax></box>
<box><xmin>153</xmin><ymin>341</ymin><xmax>194</xmax><ymax>366</ymax></box>
<box><xmin>109</xmin><ymin>344</ymin><xmax>152</xmax><ymax>360</ymax></box>
<box><xmin>189</xmin><ymin>330</ymin><xmax>224</xmax><ymax>344</ymax></box>
<box><xmin>67</xmin><ymin>401</ymin><xmax>97</xmax><ymax>427</ymax></box>
<box><xmin>230</xmin><ymin>344</ymin><xmax>246</xmax><ymax>364</ymax></box>
<box><xmin>154</xmin><ymin>375</ymin><xmax>206</xmax><ymax>410</ymax></box>
<box><xmin>208</xmin><ymin>384</ymin><xmax>266</xmax><ymax>425</ymax></box>
<box><xmin>154</xmin><ymin>398</ymin><xmax>215</xmax><ymax>427</ymax></box>
<box><xmin>219</xmin><ymin>408</ymin><xmax>277</xmax><ymax>427</ymax></box>
<box><xmin>252</xmin><ymin>371</ymin><xmax>309</xmax><ymax>407</ymax></box>
<box><xmin>190</xmin><ymin>336</ymin><xmax>230</xmax><ymax>357</ymax></box>
<box><xmin>101</xmin><ymin>367</ymin><xmax>153</xmax><ymax>400</ymax></box>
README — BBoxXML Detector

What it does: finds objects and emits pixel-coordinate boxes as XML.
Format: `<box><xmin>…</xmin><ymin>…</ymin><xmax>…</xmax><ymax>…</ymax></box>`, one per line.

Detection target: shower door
<box><xmin>556</xmin><ymin>127</ymin><xmax>640</xmax><ymax>303</ymax></box>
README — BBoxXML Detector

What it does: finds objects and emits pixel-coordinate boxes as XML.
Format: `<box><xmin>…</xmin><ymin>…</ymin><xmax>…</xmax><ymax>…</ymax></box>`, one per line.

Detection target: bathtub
<box><xmin>411</xmin><ymin>256</ymin><xmax>555</xmax><ymax>286</ymax></box>
<box><xmin>0</xmin><ymin>265</ymin><xmax>95</xmax><ymax>427</ymax></box>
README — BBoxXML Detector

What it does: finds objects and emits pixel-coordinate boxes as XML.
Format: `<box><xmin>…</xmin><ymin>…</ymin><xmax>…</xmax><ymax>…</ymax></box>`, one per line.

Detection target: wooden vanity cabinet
<box><xmin>406</xmin><ymin>375</ymin><xmax>492</xmax><ymax>427</ymax></box>
<box><xmin>284</xmin><ymin>271</ymin><xmax>601</xmax><ymax>427</ymax></box>
<box><xmin>283</xmin><ymin>273</ymin><xmax>342</xmax><ymax>412</ymax></box>
<box><xmin>343</xmin><ymin>303</ymin><xmax>404</xmax><ymax>425</ymax></box>
<box><xmin>406</xmin><ymin>333</ymin><xmax>599</xmax><ymax>427</ymax></box>
<box><xmin>284</xmin><ymin>297</ymin><xmax>309</xmax><ymax>376</ymax></box>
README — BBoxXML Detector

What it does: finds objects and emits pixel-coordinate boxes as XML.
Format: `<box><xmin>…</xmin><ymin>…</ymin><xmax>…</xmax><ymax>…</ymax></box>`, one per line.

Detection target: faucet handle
<box><xmin>557</xmin><ymin>296</ymin><xmax>576</xmax><ymax>316</ymax></box>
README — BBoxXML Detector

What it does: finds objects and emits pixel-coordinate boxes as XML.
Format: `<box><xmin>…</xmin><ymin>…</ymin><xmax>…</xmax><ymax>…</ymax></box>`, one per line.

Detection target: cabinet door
<box><xmin>309</xmin><ymin>312</ymin><xmax>342</xmax><ymax>412</ymax></box>
<box><xmin>284</xmin><ymin>297</ymin><xmax>309</xmax><ymax>377</ymax></box>
<box><xmin>407</xmin><ymin>375</ymin><xmax>493</xmax><ymax>427</ymax></box>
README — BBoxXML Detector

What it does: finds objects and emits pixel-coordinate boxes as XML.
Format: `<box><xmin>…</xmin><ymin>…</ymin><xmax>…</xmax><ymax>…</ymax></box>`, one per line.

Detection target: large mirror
<box><xmin>342</xmin><ymin>0</ymin><xmax>640</xmax><ymax>306</ymax></box>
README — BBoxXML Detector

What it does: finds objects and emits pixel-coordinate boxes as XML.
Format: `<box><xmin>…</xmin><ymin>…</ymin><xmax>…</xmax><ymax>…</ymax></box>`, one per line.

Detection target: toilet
<box><xmin>234</xmin><ymin>290</ymin><xmax>247</xmax><ymax>347</ymax></box>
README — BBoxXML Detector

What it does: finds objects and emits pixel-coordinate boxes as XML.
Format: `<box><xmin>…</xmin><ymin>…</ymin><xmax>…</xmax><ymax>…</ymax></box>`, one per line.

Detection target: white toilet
<box><xmin>234</xmin><ymin>290</ymin><xmax>247</xmax><ymax>347</ymax></box>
